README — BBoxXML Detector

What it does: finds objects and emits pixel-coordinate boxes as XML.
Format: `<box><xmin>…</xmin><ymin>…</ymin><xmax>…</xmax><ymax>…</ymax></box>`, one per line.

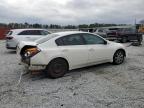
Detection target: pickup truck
<box><xmin>106</xmin><ymin>27</ymin><xmax>143</xmax><ymax>43</ymax></box>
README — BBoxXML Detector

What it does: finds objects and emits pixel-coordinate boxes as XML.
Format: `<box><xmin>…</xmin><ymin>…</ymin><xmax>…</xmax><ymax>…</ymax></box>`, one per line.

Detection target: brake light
<box><xmin>24</xmin><ymin>47</ymin><xmax>41</xmax><ymax>58</ymax></box>
<box><xmin>6</xmin><ymin>36</ymin><xmax>13</xmax><ymax>40</ymax></box>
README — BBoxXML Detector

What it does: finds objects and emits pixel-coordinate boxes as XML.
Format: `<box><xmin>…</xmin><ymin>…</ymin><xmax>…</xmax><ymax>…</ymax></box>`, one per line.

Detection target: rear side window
<box><xmin>82</xmin><ymin>34</ymin><xmax>105</xmax><ymax>44</ymax></box>
<box><xmin>55</xmin><ymin>38</ymin><xmax>64</xmax><ymax>46</ymax></box>
<box><xmin>18</xmin><ymin>30</ymin><xmax>42</xmax><ymax>35</ymax></box>
<box><xmin>56</xmin><ymin>34</ymin><xmax>84</xmax><ymax>46</ymax></box>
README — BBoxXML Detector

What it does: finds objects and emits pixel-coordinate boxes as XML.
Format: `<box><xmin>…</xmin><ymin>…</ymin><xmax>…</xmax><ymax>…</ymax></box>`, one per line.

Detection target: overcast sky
<box><xmin>0</xmin><ymin>0</ymin><xmax>144</xmax><ymax>25</ymax></box>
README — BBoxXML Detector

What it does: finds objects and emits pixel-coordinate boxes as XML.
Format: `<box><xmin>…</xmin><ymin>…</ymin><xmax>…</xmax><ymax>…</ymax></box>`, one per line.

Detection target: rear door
<box><xmin>55</xmin><ymin>34</ymin><xmax>89</xmax><ymax>69</ymax></box>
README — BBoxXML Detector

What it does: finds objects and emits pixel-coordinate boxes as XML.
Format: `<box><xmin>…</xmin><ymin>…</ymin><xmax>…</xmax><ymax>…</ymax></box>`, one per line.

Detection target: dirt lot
<box><xmin>0</xmin><ymin>40</ymin><xmax>144</xmax><ymax>108</ymax></box>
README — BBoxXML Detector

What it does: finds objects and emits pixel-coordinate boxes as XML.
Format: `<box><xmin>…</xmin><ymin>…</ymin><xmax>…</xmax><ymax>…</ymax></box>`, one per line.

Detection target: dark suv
<box><xmin>107</xmin><ymin>27</ymin><xmax>143</xmax><ymax>43</ymax></box>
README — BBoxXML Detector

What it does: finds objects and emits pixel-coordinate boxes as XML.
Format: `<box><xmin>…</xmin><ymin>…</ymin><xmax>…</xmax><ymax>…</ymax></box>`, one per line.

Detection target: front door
<box><xmin>82</xmin><ymin>33</ymin><xmax>112</xmax><ymax>63</ymax></box>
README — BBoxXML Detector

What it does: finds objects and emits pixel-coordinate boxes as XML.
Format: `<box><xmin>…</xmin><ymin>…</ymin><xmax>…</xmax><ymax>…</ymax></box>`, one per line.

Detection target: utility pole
<box><xmin>135</xmin><ymin>18</ymin><xmax>136</xmax><ymax>26</ymax></box>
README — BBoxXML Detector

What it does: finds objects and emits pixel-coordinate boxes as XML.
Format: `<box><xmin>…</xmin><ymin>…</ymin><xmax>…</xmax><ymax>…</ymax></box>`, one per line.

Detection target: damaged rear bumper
<box><xmin>19</xmin><ymin>59</ymin><xmax>46</xmax><ymax>71</ymax></box>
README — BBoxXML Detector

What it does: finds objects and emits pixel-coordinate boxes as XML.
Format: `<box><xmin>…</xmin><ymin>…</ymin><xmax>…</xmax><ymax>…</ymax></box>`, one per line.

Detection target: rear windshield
<box><xmin>6</xmin><ymin>31</ymin><xmax>13</xmax><ymax>36</ymax></box>
<box><xmin>35</xmin><ymin>34</ymin><xmax>59</xmax><ymax>44</ymax></box>
<box><xmin>18</xmin><ymin>30</ymin><xmax>50</xmax><ymax>35</ymax></box>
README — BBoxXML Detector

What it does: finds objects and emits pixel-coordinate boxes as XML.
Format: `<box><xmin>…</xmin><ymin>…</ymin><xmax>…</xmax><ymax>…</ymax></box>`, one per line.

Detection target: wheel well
<box><xmin>115</xmin><ymin>49</ymin><xmax>126</xmax><ymax>57</ymax></box>
<box><xmin>48</xmin><ymin>57</ymin><xmax>69</xmax><ymax>70</ymax></box>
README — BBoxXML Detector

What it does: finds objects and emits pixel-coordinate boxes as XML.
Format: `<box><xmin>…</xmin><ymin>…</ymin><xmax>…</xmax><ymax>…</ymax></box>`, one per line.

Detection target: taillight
<box><xmin>6</xmin><ymin>36</ymin><xmax>13</xmax><ymax>40</ymax></box>
<box><xmin>24</xmin><ymin>47</ymin><xmax>41</xmax><ymax>58</ymax></box>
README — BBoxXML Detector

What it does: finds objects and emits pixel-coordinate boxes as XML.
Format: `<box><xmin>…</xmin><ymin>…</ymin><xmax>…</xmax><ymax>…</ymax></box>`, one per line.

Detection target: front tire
<box><xmin>46</xmin><ymin>58</ymin><xmax>68</xmax><ymax>78</ymax></box>
<box><xmin>113</xmin><ymin>50</ymin><xmax>125</xmax><ymax>65</ymax></box>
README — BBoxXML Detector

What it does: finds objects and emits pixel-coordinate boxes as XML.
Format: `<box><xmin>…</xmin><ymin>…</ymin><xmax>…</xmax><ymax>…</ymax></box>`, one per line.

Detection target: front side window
<box><xmin>56</xmin><ymin>34</ymin><xmax>84</xmax><ymax>46</ymax></box>
<box><xmin>130</xmin><ymin>28</ymin><xmax>136</xmax><ymax>33</ymax></box>
<box><xmin>82</xmin><ymin>34</ymin><xmax>105</xmax><ymax>44</ymax></box>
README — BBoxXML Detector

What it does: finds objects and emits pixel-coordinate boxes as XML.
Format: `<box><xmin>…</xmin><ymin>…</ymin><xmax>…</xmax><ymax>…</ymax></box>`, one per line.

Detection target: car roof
<box><xmin>35</xmin><ymin>31</ymin><xmax>91</xmax><ymax>44</ymax></box>
<box><xmin>9</xmin><ymin>28</ymin><xmax>49</xmax><ymax>35</ymax></box>
<box><xmin>36</xmin><ymin>31</ymin><xmax>107</xmax><ymax>44</ymax></box>
<box><xmin>53</xmin><ymin>31</ymin><xmax>88</xmax><ymax>36</ymax></box>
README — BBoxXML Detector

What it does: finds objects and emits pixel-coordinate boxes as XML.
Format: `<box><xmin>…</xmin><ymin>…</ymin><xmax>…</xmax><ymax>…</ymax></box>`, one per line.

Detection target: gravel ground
<box><xmin>0</xmin><ymin>40</ymin><xmax>144</xmax><ymax>108</ymax></box>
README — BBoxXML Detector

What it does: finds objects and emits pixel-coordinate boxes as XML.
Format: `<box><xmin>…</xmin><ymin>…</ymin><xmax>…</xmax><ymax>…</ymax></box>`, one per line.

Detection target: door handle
<box><xmin>89</xmin><ymin>48</ymin><xmax>94</xmax><ymax>51</ymax></box>
<box><xmin>62</xmin><ymin>49</ymin><xmax>68</xmax><ymax>52</ymax></box>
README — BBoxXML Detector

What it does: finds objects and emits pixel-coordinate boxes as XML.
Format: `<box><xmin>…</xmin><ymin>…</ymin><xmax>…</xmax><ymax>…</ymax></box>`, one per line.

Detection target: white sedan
<box><xmin>17</xmin><ymin>31</ymin><xmax>126</xmax><ymax>78</ymax></box>
<box><xmin>6</xmin><ymin>29</ymin><xmax>50</xmax><ymax>49</ymax></box>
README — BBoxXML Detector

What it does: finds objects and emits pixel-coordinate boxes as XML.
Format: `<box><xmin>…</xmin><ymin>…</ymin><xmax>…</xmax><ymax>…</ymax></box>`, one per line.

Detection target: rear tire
<box><xmin>46</xmin><ymin>58</ymin><xmax>68</xmax><ymax>78</ymax></box>
<box><xmin>113</xmin><ymin>50</ymin><xmax>125</xmax><ymax>65</ymax></box>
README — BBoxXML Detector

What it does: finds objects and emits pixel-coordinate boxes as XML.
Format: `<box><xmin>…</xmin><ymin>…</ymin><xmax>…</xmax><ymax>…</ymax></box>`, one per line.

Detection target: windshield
<box><xmin>35</xmin><ymin>34</ymin><xmax>59</xmax><ymax>44</ymax></box>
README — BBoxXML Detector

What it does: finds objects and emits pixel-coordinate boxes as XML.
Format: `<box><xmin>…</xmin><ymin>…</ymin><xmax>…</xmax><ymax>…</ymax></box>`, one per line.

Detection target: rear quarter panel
<box><xmin>30</xmin><ymin>39</ymin><xmax>69</xmax><ymax>67</ymax></box>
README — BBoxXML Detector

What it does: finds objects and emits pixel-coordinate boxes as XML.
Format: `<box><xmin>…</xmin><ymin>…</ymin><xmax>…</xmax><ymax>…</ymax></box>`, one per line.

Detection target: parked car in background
<box><xmin>79</xmin><ymin>28</ymin><xmax>108</xmax><ymax>38</ymax></box>
<box><xmin>94</xmin><ymin>28</ymin><xmax>108</xmax><ymax>38</ymax></box>
<box><xmin>17</xmin><ymin>31</ymin><xmax>126</xmax><ymax>78</ymax></box>
<box><xmin>6</xmin><ymin>29</ymin><xmax>51</xmax><ymax>49</ymax></box>
<box><xmin>106</xmin><ymin>27</ymin><xmax>143</xmax><ymax>43</ymax></box>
